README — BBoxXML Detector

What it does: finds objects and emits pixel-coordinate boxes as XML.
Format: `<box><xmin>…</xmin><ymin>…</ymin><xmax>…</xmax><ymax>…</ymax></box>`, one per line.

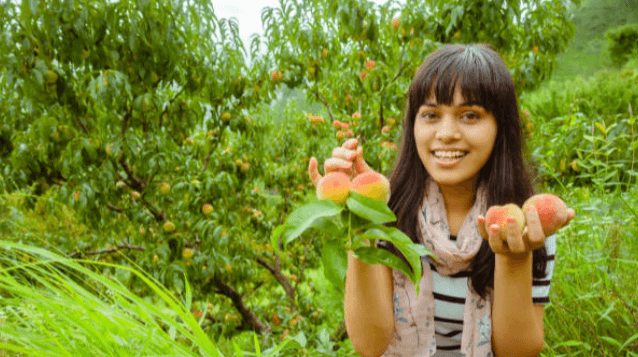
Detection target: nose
<box><xmin>435</xmin><ymin>116</ymin><xmax>461</xmax><ymax>140</ymax></box>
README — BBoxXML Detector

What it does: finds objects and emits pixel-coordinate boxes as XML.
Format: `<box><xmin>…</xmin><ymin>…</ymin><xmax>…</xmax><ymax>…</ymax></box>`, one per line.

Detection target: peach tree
<box><xmin>262</xmin><ymin>0</ymin><xmax>580</xmax><ymax>173</ymax></box>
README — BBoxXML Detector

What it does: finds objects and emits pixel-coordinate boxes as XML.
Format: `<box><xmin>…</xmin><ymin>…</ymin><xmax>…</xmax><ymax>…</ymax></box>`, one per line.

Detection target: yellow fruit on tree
<box><xmin>159</xmin><ymin>182</ymin><xmax>170</xmax><ymax>195</ymax></box>
<box><xmin>163</xmin><ymin>221</ymin><xmax>176</xmax><ymax>233</ymax></box>
<box><xmin>182</xmin><ymin>248</ymin><xmax>194</xmax><ymax>259</ymax></box>
<box><xmin>202</xmin><ymin>204</ymin><xmax>213</xmax><ymax>216</ymax></box>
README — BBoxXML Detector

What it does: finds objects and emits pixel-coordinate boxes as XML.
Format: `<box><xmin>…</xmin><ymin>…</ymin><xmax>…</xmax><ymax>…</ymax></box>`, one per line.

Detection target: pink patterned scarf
<box><xmin>381</xmin><ymin>176</ymin><xmax>493</xmax><ymax>357</ymax></box>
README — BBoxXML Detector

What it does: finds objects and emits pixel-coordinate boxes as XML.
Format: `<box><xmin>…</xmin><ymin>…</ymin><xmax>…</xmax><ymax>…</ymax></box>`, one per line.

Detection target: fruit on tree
<box><xmin>350</xmin><ymin>171</ymin><xmax>391</xmax><ymax>204</ymax></box>
<box><xmin>159</xmin><ymin>182</ymin><xmax>170</xmax><ymax>195</ymax></box>
<box><xmin>484</xmin><ymin>203</ymin><xmax>525</xmax><ymax>237</ymax></box>
<box><xmin>132</xmin><ymin>191</ymin><xmax>140</xmax><ymax>199</ymax></box>
<box><xmin>391</xmin><ymin>18</ymin><xmax>400</xmax><ymax>30</ymax></box>
<box><xmin>221</xmin><ymin>112</ymin><xmax>231</xmax><ymax>122</ymax></box>
<box><xmin>317</xmin><ymin>172</ymin><xmax>351</xmax><ymax>205</ymax></box>
<box><xmin>522</xmin><ymin>194</ymin><xmax>568</xmax><ymax>236</ymax></box>
<box><xmin>163</xmin><ymin>221</ymin><xmax>176</xmax><ymax>233</ymax></box>
<box><xmin>202</xmin><ymin>204</ymin><xmax>213</xmax><ymax>216</ymax></box>
<box><xmin>332</xmin><ymin>120</ymin><xmax>341</xmax><ymax>129</ymax></box>
<box><xmin>182</xmin><ymin>248</ymin><xmax>194</xmax><ymax>259</ymax></box>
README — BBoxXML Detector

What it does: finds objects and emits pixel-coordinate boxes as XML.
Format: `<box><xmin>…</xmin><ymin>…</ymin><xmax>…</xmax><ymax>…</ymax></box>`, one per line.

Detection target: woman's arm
<box><xmin>491</xmin><ymin>252</ymin><xmax>544</xmax><ymax>357</ymax></box>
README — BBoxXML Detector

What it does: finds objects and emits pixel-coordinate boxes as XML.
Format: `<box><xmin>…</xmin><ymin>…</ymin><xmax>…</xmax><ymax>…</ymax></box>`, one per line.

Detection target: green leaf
<box><xmin>347</xmin><ymin>191</ymin><xmax>395</xmax><ymax>223</ymax></box>
<box><xmin>280</xmin><ymin>199</ymin><xmax>344</xmax><ymax>248</ymax></box>
<box><xmin>321</xmin><ymin>238</ymin><xmax>347</xmax><ymax>294</ymax></box>
<box><xmin>353</xmin><ymin>246</ymin><xmax>422</xmax><ymax>296</ymax></box>
<box><xmin>183</xmin><ymin>272</ymin><xmax>191</xmax><ymax>312</ymax></box>
<box><xmin>620</xmin><ymin>333</ymin><xmax>638</xmax><ymax>351</ymax></box>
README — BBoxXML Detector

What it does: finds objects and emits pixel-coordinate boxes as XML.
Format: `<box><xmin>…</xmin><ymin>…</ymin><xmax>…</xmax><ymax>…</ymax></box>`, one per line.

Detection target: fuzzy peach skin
<box><xmin>522</xmin><ymin>194</ymin><xmax>568</xmax><ymax>236</ymax></box>
<box><xmin>485</xmin><ymin>203</ymin><xmax>525</xmax><ymax>237</ymax></box>
<box><xmin>349</xmin><ymin>171</ymin><xmax>390</xmax><ymax>204</ymax></box>
<box><xmin>316</xmin><ymin>172</ymin><xmax>352</xmax><ymax>205</ymax></box>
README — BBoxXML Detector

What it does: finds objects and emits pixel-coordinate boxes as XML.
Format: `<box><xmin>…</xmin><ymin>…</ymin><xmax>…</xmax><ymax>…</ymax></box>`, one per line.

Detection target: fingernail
<box><xmin>527</xmin><ymin>205</ymin><xmax>536</xmax><ymax>212</ymax></box>
<box><xmin>507</xmin><ymin>216</ymin><xmax>516</xmax><ymax>224</ymax></box>
<box><xmin>490</xmin><ymin>224</ymin><xmax>499</xmax><ymax>234</ymax></box>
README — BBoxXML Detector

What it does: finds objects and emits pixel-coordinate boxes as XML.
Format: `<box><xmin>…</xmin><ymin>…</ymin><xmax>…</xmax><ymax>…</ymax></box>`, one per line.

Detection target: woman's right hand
<box><xmin>308</xmin><ymin>137</ymin><xmax>372</xmax><ymax>188</ymax></box>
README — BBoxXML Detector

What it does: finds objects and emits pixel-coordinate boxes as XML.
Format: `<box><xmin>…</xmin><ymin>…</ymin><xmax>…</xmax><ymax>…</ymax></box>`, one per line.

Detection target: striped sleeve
<box><xmin>532</xmin><ymin>233</ymin><xmax>556</xmax><ymax>305</ymax></box>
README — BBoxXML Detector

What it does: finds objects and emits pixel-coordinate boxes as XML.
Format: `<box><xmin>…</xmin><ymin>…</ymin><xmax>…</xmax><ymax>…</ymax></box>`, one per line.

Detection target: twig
<box><xmin>67</xmin><ymin>243</ymin><xmax>145</xmax><ymax>258</ymax></box>
<box><xmin>314</xmin><ymin>90</ymin><xmax>335</xmax><ymax>123</ymax></box>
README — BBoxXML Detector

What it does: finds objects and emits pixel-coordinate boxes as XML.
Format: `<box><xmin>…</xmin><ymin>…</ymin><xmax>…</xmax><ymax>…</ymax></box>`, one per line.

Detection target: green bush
<box><xmin>604</xmin><ymin>23</ymin><xmax>638</xmax><ymax>68</ymax></box>
<box><xmin>521</xmin><ymin>67</ymin><xmax>638</xmax><ymax>194</ymax></box>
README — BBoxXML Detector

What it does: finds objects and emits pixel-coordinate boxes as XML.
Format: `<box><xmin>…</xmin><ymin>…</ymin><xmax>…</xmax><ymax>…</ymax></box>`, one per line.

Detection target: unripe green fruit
<box><xmin>163</xmin><ymin>221</ymin><xmax>176</xmax><ymax>233</ymax></box>
<box><xmin>350</xmin><ymin>171</ymin><xmax>391</xmax><ymax>204</ymax></box>
<box><xmin>317</xmin><ymin>172</ymin><xmax>351</xmax><ymax>205</ymax></box>
<box><xmin>485</xmin><ymin>203</ymin><xmax>525</xmax><ymax>237</ymax></box>
<box><xmin>202</xmin><ymin>204</ymin><xmax>213</xmax><ymax>216</ymax></box>
<box><xmin>522</xmin><ymin>194</ymin><xmax>568</xmax><ymax>236</ymax></box>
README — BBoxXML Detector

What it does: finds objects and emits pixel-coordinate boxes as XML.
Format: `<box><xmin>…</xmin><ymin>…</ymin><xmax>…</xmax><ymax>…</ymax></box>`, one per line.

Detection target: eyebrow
<box><xmin>421</xmin><ymin>100</ymin><xmax>483</xmax><ymax>108</ymax></box>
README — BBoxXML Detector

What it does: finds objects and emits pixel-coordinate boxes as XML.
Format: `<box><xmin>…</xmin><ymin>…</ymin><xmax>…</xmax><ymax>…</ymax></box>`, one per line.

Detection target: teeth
<box><xmin>433</xmin><ymin>151</ymin><xmax>467</xmax><ymax>158</ymax></box>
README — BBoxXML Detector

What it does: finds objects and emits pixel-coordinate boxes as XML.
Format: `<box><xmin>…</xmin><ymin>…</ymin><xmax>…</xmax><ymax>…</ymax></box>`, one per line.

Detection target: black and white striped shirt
<box><xmin>431</xmin><ymin>233</ymin><xmax>556</xmax><ymax>351</ymax></box>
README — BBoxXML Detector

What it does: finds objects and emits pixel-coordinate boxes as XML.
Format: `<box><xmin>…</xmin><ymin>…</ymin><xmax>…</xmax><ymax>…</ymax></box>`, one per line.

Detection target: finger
<box><xmin>562</xmin><ymin>208</ymin><xmax>576</xmax><ymax>228</ymax></box>
<box><xmin>332</xmin><ymin>146</ymin><xmax>357</xmax><ymax>162</ymax></box>
<box><xmin>353</xmin><ymin>145</ymin><xmax>371</xmax><ymax>175</ymax></box>
<box><xmin>488</xmin><ymin>224</ymin><xmax>507</xmax><ymax>253</ymax></box>
<box><xmin>324</xmin><ymin>157</ymin><xmax>353</xmax><ymax>175</ymax></box>
<box><xmin>524</xmin><ymin>204</ymin><xmax>546</xmax><ymax>249</ymax></box>
<box><xmin>505</xmin><ymin>217</ymin><xmax>526</xmax><ymax>254</ymax></box>
<box><xmin>476</xmin><ymin>216</ymin><xmax>489</xmax><ymax>240</ymax></box>
<box><xmin>308</xmin><ymin>157</ymin><xmax>322</xmax><ymax>187</ymax></box>
<box><xmin>343</xmin><ymin>138</ymin><xmax>359</xmax><ymax>150</ymax></box>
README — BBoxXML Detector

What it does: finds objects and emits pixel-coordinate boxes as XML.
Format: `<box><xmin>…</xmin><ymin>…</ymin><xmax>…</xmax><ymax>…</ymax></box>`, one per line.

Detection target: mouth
<box><xmin>431</xmin><ymin>151</ymin><xmax>469</xmax><ymax>166</ymax></box>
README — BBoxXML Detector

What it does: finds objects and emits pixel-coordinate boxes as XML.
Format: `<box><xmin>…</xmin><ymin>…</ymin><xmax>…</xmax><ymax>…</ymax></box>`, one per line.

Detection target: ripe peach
<box><xmin>485</xmin><ymin>203</ymin><xmax>525</xmax><ymax>237</ymax></box>
<box><xmin>523</xmin><ymin>194</ymin><xmax>568</xmax><ymax>236</ymax></box>
<box><xmin>202</xmin><ymin>204</ymin><xmax>213</xmax><ymax>216</ymax></box>
<box><xmin>350</xmin><ymin>171</ymin><xmax>390</xmax><ymax>204</ymax></box>
<box><xmin>317</xmin><ymin>172</ymin><xmax>351</xmax><ymax>205</ymax></box>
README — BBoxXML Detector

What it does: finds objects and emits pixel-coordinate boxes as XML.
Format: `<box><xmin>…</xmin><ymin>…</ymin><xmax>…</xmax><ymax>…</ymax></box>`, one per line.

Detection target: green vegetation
<box><xmin>0</xmin><ymin>0</ymin><xmax>636</xmax><ymax>356</ymax></box>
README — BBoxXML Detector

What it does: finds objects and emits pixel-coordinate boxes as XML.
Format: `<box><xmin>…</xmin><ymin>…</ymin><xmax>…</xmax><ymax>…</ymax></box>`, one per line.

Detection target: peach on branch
<box><xmin>352</xmin><ymin>112</ymin><xmax>361</xmax><ymax>121</ymax></box>
<box><xmin>317</xmin><ymin>172</ymin><xmax>351</xmax><ymax>205</ymax></box>
<box><xmin>163</xmin><ymin>221</ymin><xmax>176</xmax><ymax>233</ymax></box>
<box><xmin>350</xmin><ymin>171</ymin><xmax>391</xmax><ymax>204</ymax></box>
<box><xmin>159</xmin><ymin>182</ymin><xmax>170</xmax><ymax>195</ymax></box>
<box><xmin>332</xmin><ymin>120</ymin><xmax>341</xmax><ymax>129</ymax></box>
<box><xmin>346</xmin><ymin>130</ymin><xmax>354</xmax><ymax>138</ymax></box>
<box><xmin>485</xmin><ymin>203</ymin><xmax>525</xmax><ymax>237</ymax></box>
<box><xmin>391</xmin><ymin>18</ymin><xmax>400</xmax><ymax>30</ymax></box>
<box><xmin>202</xmin><ymin>204</ymin><xmax>213</xmax><ymax>216</ymax></box>
<box><xmin>336</xmin><ymin>131</ymin><xmax>346</xmax><ymax>139</ymax></box>
<box><xmin>221</xmin><ymin>112</ymin><xmax>231</xmax><ymax>122</ymax></box>
<box><xmin>366</xmin><ymin>60</ymin><xmax>376</xmax><ymax>70</ymax></box>
<box><xmin>522</xmin><ymin>194</ymin><xmax>568</xmax><ymax>236</ymax></box>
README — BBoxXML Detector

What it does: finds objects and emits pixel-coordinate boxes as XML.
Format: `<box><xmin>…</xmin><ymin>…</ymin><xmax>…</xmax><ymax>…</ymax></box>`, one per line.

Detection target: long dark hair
<box><xmin>378</xmin><ymin>43</ymin><xmax>547</xmax><ymax>299</ymax></box>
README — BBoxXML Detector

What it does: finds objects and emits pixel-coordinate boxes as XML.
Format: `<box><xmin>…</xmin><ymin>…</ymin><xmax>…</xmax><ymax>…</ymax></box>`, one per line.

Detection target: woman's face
<box><xmin>414</xmin><ymin>87</ymin><xmax>498</xmax><ymax>188</ymax></box>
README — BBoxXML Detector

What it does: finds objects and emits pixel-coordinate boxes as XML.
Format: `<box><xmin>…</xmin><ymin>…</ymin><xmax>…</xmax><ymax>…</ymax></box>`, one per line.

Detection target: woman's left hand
<box><xmin>476</xmin><ymin>205</ymin><xmax>576</xmax><ymax>257</ymax></box>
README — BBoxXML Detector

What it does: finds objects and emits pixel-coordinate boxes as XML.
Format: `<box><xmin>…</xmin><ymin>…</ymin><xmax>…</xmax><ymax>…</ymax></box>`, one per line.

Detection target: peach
<box><xmin>317</xmin><ymin>172</ymin><xmax>351</xmax><ymax>205</ymax></box>
<box><xmin>485</xmin><ymin>203</ymin><xmax>525</xmax><ymax>237</ymax></box>
<box><xmin>350</xmin><ymin>171</ymin><xmax>390</xmax><ymax>204</ymax></box>
<box><xmin>522</xmin><ymin>194</ymin><xmax>568</xmax><ymax>236</ymax></box>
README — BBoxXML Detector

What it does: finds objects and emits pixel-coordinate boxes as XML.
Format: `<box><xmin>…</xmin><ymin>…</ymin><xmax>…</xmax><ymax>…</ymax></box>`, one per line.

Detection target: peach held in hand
<box><xmin>485</xmin><ymin>203</ymin><xmax>525</xmax><ymax>237</ymax></box>
<box><xmin>350</xmin><ymin>171</ymin><xmax>391</xmax><ymax>204</ymax></box>
<box><xmin>317</xmin><ymin>172</ymin><xmax>351</xmax><ymax>205</ymax></box>
<box><xmin>522</xmin><ymin>194</ymin><xmax>568</xmax><ymax>236</ymax></box>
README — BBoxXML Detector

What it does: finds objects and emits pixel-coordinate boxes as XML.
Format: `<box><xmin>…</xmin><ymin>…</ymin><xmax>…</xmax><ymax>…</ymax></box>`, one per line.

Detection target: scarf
<box><xmin>380</xmin><ymin>176</ymin><xmax>493</xmax><ymax>357</ymax></box>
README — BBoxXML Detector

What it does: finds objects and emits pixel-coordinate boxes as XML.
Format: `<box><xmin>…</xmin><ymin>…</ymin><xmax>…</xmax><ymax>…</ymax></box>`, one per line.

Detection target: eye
<box><xmin>419</xmin><ymin>112</ymin><xmax>437</xmax><ymax>120</ymax></box>
<box><xmin>463</xmin><ymin>112</ymin><xmax>480</xmax><ymax>121</ymax></box>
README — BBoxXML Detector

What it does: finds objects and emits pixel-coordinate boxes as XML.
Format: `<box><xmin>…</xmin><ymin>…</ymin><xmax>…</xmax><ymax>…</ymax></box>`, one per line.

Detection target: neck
<box><xmin>438</xmin><ymin>178</ymin><xmax>478</xmax><ymax>218</ymax></box>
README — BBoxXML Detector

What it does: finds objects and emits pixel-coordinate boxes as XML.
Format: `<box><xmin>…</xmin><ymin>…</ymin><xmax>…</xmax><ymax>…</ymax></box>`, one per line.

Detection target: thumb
<box><xmin>308</xmin><ymin>157</ymin><xmax>322</xmax><ymax>187</ymax></box>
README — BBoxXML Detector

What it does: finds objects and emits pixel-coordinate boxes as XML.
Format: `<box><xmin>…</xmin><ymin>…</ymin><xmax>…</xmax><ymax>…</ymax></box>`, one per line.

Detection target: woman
<box><xmin>308</xmin><ymin>44</ymin><xmax>575</xmax><ymax>357</ymax></box>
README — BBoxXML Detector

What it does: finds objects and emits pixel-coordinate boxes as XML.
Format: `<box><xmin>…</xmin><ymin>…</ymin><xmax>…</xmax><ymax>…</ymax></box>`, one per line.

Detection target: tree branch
<box><xmin>67</xmin><ymin>243</ymin><xmax>145</xmax><ymax>259</ymax></box>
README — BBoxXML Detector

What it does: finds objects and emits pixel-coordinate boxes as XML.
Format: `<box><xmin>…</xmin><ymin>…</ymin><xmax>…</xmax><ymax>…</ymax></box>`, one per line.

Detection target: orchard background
<box><xmin>0</xmin><ymin>0</ymin><xmax>637</xmax><ymax>356</ymax></box>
